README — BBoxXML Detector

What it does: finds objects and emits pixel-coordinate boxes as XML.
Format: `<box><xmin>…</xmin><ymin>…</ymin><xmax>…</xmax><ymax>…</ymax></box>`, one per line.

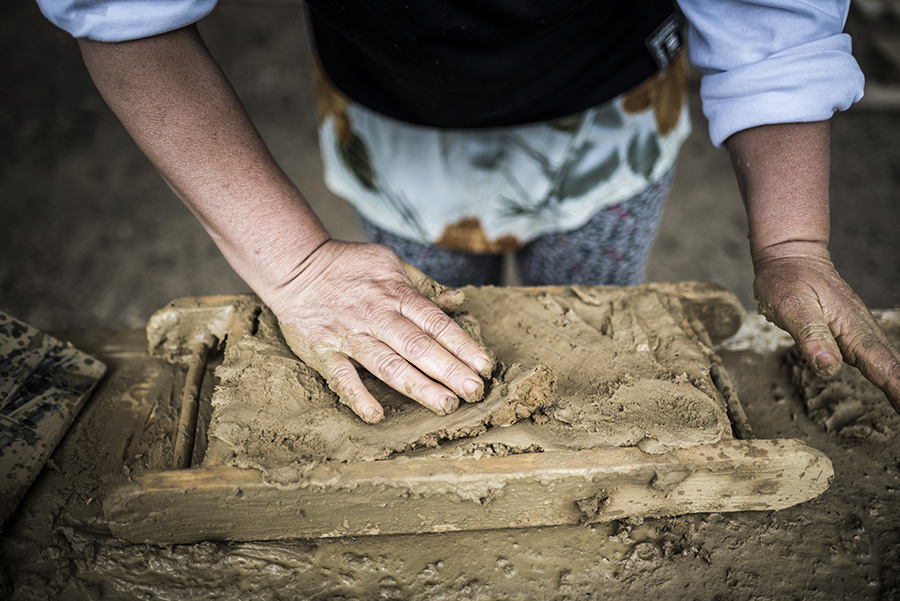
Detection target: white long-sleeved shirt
<box><xmin>677</xmin><ymin>0</ymin><xmax>864</xmax><ymax>145</ymax></box>
<box><xmin>36</xmin><ymin>0</ymin><xmax>216</xmax><ymax>43</ymax></box>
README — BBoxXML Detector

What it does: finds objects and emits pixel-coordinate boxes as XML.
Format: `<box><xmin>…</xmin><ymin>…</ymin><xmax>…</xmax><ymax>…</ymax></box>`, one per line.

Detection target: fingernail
<box><xmin>813</xmin><ymin>352</ymin><xmax>840</xmax><ymax>377</ymax></box>
<box><xmin>442</xmin><ymin>395</ymin><xmax>459</xmax><ymax>414</ymax></box>
<box><xmin>463</xmin><ymin>378</ymin><xmax>483</xmax><ymax>400</ymax></box>
<box><xmin>365</xmin><ymin>407</ymin><xmax>383</xmax><ymax>423</ymax></box>
<box><xmin>474</xmin><ymin>355</ymin><xmax>491</xmax><ymax>376</ymax></box>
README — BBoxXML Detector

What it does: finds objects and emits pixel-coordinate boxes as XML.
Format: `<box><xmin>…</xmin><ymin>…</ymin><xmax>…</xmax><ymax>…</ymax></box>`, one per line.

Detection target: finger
<box><xmin>321</xmin><ymin>352</ymin><xmax>385</xmax><ymax>424</ymax></box>
<box><xmin>398</xmin><ymin>260</ymin><xmax>493</xmax><ymax>376</ymax></box>
<box><xmin>412</xmin><ymin>292</ymin><xmax>494</xmax><ymax>378</ymax></box>
<box><xmin>348</xmin><ymin>335</ymin><xmax>462</xmax><ymax>415</ymax></box>
<box><xmin>397</xmin><ymin>292</ymin><xmax>494</xmax><ymax>383</ymax></box>
<box><xmin>832</xmin><ymin>313</ymin><xmax>900</xmax><ymax>413</ymax></box>
<box><xmin>375</xmin><ymin>315</ymin><xmax>486</xmax><ymax>402</ymax></box>
<box><xmin>766</xmin><ymin>292</ymin><xmax>842</xmax><ymax>377</ymax></box>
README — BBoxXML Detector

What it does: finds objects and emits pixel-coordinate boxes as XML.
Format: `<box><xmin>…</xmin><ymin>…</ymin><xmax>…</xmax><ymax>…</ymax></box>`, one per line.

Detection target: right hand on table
<box><xmin>266</xmin><ymin>240</ymin><xmax>495</xmax><ymax>424</ymax></box>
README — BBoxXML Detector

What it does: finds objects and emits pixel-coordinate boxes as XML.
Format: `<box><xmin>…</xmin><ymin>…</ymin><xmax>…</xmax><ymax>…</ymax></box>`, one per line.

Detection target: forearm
<box><xmin>726</xmin><ymin>121</ymin><xmax>831</xmax><ymax>264</ymax></box>
<box><xmin>725</xmin><ymin>121</ymin><xmax>900</xmax><ymax>411</ymax></box>
<box><xmin>77</xmin><ymin>26</ymin><xmax>330</xmax><ymax>302</ymax></box>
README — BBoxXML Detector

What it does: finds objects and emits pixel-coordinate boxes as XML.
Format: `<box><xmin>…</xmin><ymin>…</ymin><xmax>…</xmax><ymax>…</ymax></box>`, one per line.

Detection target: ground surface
<box><xmin>1</xmin><ymin>317</ymin><xmax>899</xmax><ymax>600</ymax></box>
<box><xmin>2</xmin><ymin>1</ymin><xmax>900</xmax><ymax>599</ymax></box>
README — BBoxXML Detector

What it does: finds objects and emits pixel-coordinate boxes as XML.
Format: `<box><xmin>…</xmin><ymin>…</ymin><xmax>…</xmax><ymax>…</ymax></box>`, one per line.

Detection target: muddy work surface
<box><xmin>2</xmin><ymin>313</ymin><xmax>899</xmax><ymax>600</ymax></box>
<box><xmin>202</xmin><ymin>286</ymin><xmax>732</xmax><ymax>481</ymax></box>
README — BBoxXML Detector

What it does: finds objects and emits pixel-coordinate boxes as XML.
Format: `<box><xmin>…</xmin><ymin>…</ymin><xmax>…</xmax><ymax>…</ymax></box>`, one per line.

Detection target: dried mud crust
<box><xmin>788</xmin><ymin>314</ymin><xmax>900</xmax><ymax>443</ymax></box>
<box><xmin>202</xmin><ymin>286</ymin><xmax>733</xmax><ymax>478</ymax></box>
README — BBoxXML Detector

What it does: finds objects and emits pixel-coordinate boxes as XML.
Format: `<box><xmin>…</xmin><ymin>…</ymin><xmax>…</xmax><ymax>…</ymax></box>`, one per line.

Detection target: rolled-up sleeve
<box><xmin>677</xmin><ymin>0</ymin><xmax>864</xmax><ymax>147</ymax></box>
<box><xmin>36</xmin><ymin>0</ymin><xmax>217</xmax><ymax>42</ymax></box>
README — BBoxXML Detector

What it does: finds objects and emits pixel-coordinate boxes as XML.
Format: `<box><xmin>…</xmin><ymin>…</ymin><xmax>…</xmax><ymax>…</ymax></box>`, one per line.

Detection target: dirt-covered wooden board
<box><xmin>100</xmin><ymin>285</ymin><xmax>835</xmax><ymax>544</ymax></box>
<box><xmin>104</xmin><ymin>438</ymin><xmax>833</xmax><ymax>544</ymax></box>
<box><xmin>0</xmin><ymin>312</ymin><xmax>107</xmax><ymax>527</ymax></box>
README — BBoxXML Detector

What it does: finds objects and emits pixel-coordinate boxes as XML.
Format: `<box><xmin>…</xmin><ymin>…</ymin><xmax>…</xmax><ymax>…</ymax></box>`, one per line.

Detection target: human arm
<box><xmin>675</xmin><ymin>0</ymin><xmax>900</xmax><ymax>411</ymax></box>
<box><xmin>727</xmin><ymin>121</ymin><xmax>900</xmax><ymax>412</ymax></box>
<box><xmin>76</xmin><ymin>26</ymin><xmax>493</xmax><ymax>422</ymax></box>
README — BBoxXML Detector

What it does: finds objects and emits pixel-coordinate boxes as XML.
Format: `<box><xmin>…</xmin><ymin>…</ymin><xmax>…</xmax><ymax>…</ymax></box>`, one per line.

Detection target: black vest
<box><xmin>307</xmin><ymin>0</ymin><xmax>680</xmax><ymax>128</ymax></box>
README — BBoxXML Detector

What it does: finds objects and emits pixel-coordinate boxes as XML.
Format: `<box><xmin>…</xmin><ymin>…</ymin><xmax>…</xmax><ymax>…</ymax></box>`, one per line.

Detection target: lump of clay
<box><xmin>789</xmin><ymin>346</ymin><xmax>899</xmax><ymax>442</ymax></box>
<box><xmin>204</xmin><ymin>305</ymin><xmax>556</xmax><ymax>476</ymax></box>
<box><xmin>203</xmin><ymin>284</ymin><xmax>734</xmax><ymax>478</ymax></box>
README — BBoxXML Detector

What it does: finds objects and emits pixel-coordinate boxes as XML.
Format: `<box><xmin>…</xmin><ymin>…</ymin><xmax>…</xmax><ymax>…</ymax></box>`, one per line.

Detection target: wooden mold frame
<box><xmin>103</xmin><ymin>285</ymin><xmax>833</xmax><ymax>545</ymax></box>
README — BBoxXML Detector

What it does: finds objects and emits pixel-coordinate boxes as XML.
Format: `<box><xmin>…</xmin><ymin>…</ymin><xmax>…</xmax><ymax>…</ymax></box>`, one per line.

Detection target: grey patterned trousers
<box><xmin>358</xmin><ymin>167</ymin><xmax>675</xmax><ymax>288</ymax></box>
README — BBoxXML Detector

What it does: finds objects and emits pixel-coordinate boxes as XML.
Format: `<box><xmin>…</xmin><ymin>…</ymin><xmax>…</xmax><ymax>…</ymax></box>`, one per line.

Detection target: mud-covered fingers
<box><xmin>399</xmin><ymin>295</ymin><xmax>494</xmax><ymax>379</ymax></box>
<box><xmin>320</xmin><ymin>352</ymin><xmax>386</xmax><ymax>424</ymax></box>
<box><xmin>786</xmin><ymin>308</ymin><xmax>843</xmax><ymax>378</ymax></box>
<box><xmin>377</xmin><ymin>317</ymin><xmax>486</xmax><ymax>402</ymax></box>
<box><xmin>348</xmin><ymin>335</ymin><xmax>462</xmax><ymax>415</ymax></box>
<box><xmin>756</xmin><ymin>281</ymin><xmax>842</xmax><ymax>378</ymax></box>
<box><xmin>833</xmin><ymin>314</ymin><xmax>900</xmax><ymax>413</ymax></box>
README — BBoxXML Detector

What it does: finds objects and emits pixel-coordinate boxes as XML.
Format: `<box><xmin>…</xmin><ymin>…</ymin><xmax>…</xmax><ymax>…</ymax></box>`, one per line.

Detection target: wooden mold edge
<box><xmin>104</xmin><ymin>438</ymin><xmax>832</xmax><ymax>544</ymax></box>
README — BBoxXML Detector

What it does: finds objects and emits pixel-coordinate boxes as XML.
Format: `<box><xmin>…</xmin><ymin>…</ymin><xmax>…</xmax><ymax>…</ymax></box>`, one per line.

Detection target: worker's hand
<box><xmin>752</xmin><ymin>241</ymin><xmax>900</xmax><ymax>414</ymax></box>
<box><xmin>270</xmin><ymin>240</ymin><xmax>495</xmax><ymax>424</ymax></box>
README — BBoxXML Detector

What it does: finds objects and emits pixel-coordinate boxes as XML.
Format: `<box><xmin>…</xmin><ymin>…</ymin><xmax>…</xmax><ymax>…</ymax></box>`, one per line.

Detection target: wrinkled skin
<box><xmin>753</xmin><ymin>244</ymin><xmax>900</xmax><ymax>414</ymax></box>
<box><xmin>273</xmin><ymin>241</ymin><xmax>494</xmax><ymax>423</ymax></box>
<box><xmin>729</xmin><ymin>122</ymin><xmax>900</xmax><ymax>416</ymax></box>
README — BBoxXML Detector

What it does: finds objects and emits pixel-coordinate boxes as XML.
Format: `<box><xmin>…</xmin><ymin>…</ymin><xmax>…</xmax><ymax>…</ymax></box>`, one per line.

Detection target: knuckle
<box><xmin>327</xmin><ymin>359</ymin><xmax>355</xmax><ymax>382</ymax></box>
<box><xmin>408</xmin><ymin>380</ymin><xmax>437</xmax><ymax>404</ymax></box>
<box><xmin>373</xmin><ymin>353</ymin><xmax>409</xmax><ymax>383</ymax></box>
<box><xmin>400</xmin><ymin>330</ymin><xmax>435</xmax><ymax>359</ymax></box>
<box><xmin>794</xmin><ymin>322</ymin><xmax>833</xmax><ymax>344</ymax></box>
<box><xmin>421</xmin><ymin>310</ymin><xmax>454</xmax><ymax>338</ymax></box>
<box><xmin>353</xmin><ymin>299</ymin><xmax>383</xmax><ymax>323</ymax></box>
<box><xmin>325</xmin><ymin>358</ymin><xmax>359</xmax><ymax>389</ymax></box>
<box><xmin>433</xmin><ymin>357</ymin><xmax>465</xmax><ymax>385</ymax></box>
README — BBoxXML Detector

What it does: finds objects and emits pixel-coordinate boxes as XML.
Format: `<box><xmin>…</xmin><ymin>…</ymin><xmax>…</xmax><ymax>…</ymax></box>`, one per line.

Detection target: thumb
<box><xmin>401</xmin><ymin>259</ymin><xmax>467</xmax><ymax>312</ymax></box>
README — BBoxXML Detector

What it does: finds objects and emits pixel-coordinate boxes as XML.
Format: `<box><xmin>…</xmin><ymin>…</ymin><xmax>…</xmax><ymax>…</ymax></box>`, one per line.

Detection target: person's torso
<box><xmin>306</xmin><ymin>0</ymin><xmax>680</xmax><ymax>128</ymax></box>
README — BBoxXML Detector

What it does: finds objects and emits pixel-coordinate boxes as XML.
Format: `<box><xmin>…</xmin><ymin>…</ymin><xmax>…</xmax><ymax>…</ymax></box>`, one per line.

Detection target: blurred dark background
<box><xmin>2</xmin><ymin>0</ymin><xmax>898</xmax><ymax>331</ymax></box>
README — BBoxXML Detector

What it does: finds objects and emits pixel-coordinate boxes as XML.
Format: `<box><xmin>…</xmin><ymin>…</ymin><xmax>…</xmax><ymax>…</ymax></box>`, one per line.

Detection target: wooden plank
<box><xmin>172</xmin><ymin>335</ymin><xmax>216</xmax><ymax>469</ymax></box>
<box><xmin>104</xmin><ymin>438</ymin><xmax>832</xmax><ymax>544</ymax></box>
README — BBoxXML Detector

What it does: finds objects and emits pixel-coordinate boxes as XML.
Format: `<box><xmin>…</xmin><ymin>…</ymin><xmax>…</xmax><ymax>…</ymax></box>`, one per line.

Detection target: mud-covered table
<box><xmin>1</xmin><ymin>304</ymin><xmax>898</xmax><ymax>600</ymax></box>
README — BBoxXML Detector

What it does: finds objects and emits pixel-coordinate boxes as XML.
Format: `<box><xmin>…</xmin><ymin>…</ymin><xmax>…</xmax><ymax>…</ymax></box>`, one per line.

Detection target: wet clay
<box><xmin>440</xmin><ymin>286</ymin><xmax>731</xmax><ymax>453</ymax></box>
<box><xmin>202</xmin><ymin>286</ymin><xmax>731</xmax><ymax>479</ymax></box>
<box><xmin>6</xmin><ymin>318</ymin><xmax>900</xmax><ymax>600</ymax></box>
<box><xmin>203</xmin><ymin>307</ymin><xmax>555</xmax><ymax>475</ymax></box>
<box><xmin>788</xmin><ymin>313</ymin><xmax>900</xmax><ymax>442</ymax></box>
